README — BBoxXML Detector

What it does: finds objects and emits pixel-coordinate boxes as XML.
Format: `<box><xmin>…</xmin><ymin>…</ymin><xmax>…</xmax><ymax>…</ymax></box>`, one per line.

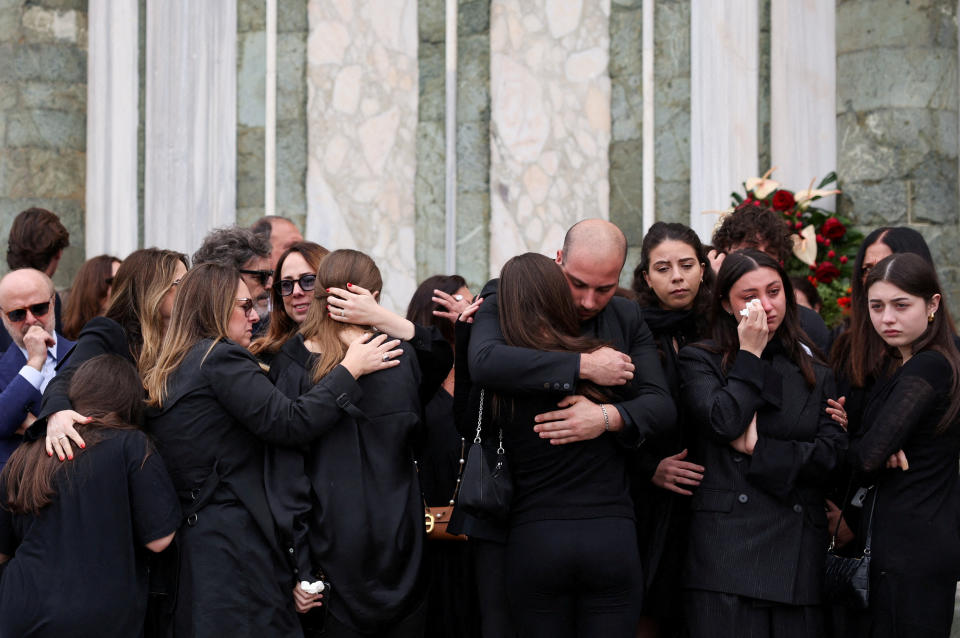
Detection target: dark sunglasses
<box><xmin>105</xmin><ymin>277</ymin><xmax>114</xmax><ymax>286</ymax></box>
<box><xmin>236</xmin><ymin>297</ymin><xmax>255</xmax><ymax>314</ymax></box>
<box><xmin>274</xmin><ymin>274</ymin><xmax>317</xmax><ymax>297</ymax></box>
<box><xmin>3</xmin><ymin>300</ymin><xmax>52</xmax><ymax>323</ymax></box>
<box><xmin>239</xmin><ymin>269</ymin><xmax>273</xmax><ymax>286</ymax></box>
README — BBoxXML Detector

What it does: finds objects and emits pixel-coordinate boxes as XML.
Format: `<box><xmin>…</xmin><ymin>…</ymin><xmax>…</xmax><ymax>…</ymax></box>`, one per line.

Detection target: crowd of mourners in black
<box><xmin>0</xmin><ymin>204</ymin><xmax>957</xmax><ymax>638</ymax></box>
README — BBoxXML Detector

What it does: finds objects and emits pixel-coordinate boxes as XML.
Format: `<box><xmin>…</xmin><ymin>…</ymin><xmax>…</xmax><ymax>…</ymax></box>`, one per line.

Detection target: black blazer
<box><xmin>467</xmin><ymin>279</ymin><xmax>676</xmax><ymax>446</ymax></box>
<box><xmin>678</xmin><ymin>339</ymin><xmax>847</xmax><ymax>605</ymax></box>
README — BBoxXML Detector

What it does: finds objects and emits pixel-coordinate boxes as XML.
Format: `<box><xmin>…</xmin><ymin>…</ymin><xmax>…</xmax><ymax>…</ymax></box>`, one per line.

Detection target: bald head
<box><xmin>0</xmin><ymin>268</ymin><xmax>56</xmax><ymax>348</ymax></box>
<box><xmin>556</xmin><ymin>219</ymin><xmax>627</xmax><ymax>321</ymax></box>
<box><xmin>561</xmin><ymin>219</ymin><xmax>628</xmax><ymax>268</ymax></box>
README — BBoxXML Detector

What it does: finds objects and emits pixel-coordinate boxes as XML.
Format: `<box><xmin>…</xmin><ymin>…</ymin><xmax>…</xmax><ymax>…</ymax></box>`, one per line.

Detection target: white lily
<box><xmin>745</xmin><ymin>177</ymin><xmax>780</xmax><ymax>200</ymax></box>
<box><xmin>795</xmin><ymin>188</ymin><xmax>841</xmax><ymax>210</ymax></box>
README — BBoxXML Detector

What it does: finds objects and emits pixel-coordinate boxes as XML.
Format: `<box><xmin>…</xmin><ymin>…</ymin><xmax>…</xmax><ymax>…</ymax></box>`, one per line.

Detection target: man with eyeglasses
<box><xmin>0</xmin><ymin>269</ymin><xmax>74</xmax><ymax>469</ymax></box>
<box><xmin>193</xmin><ymin>225</ymin><xmax>274</xmax><ymax>337</ymax></box>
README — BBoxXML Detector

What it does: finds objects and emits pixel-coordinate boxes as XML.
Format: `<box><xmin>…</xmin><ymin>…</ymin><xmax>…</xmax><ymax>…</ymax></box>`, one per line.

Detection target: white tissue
<box><xmin>739</xmin><ymin>298</ymin><xmax>763</xmax><ymax>317</ymax></box>
<box><xmin>300</xmin><ymin>580</ymin><xmax>325</xmax><ymax>594</ymax></box>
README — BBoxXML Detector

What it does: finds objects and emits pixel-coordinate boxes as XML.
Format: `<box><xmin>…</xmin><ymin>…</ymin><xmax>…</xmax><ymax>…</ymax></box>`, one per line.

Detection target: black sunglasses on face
<box><xmin>236</xmin><ymin>298</ymin><xmax>255</xmax><ymax>314</ymax></box>
<box><xmin>239</xmin><ymin>269</ymin><xmax>273</xmax><ymax>286</ymax></box>
<box><xmin>3</xmin><ymin>300</ymin><xmax>52</xmax><ymax>323</ymax></box>
<box><xmin>275</xmin><ymin>274</ymin><xmax>317</xmax><ymax>297</ymax></box>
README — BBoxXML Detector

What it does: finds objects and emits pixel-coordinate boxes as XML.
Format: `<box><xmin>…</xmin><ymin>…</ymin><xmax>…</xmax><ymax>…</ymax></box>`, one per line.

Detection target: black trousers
<box><xmin>866</xmin><ymin>570</ymin><xmax>957</xmax><ymax>638</ymax></box>
<box><xmin>505</xmin><ymin>517</ymin><xmax>642</xmax><ymax>638</ymax></box>
<box><xmin>684</xmin><ymin>590</ymin><xmax>823</xmax><ymax>638</ymax></box>
<box><xmin>311</xmin><ymin>594</ymin><xmax>427</xmax><ymax>638</ymax></box>
<box><xmin>472</xmin><ymin>538</ymin><xmax>518</xmax><ymax>638</ymax></box>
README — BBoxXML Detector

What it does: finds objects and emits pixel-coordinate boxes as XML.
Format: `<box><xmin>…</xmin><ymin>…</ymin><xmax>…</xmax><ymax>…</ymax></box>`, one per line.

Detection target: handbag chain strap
<box><xmin>472</xmin><ymin>388</ymin><xmax>505</xmax><ymax>460</ymax></box>
<box><xmin>829</xmin><ymin>480</ymin><xmax>877</xmax><ymax>556</ymax></box>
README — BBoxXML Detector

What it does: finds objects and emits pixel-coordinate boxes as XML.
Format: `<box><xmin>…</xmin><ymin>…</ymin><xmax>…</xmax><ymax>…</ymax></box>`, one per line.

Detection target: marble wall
<box><xmin>489</xmin><ymin>0</ymin><xmax>611</xmax><ymax>276</ymax></box>
<box><xmin>305</xmin><ymin>0</ymin><xmax>419</xmax><ymax>312</ymax></box>
<box><xmin>0</xmin><ymin>0</ymin><xmax>87</xmax><ymax>287</ymax></box>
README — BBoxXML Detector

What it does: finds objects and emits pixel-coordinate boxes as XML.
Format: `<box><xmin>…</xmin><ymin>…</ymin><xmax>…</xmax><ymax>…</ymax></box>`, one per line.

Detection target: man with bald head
<box><xmin>465</xmin><ymin>219</ymin><xmax>675</xmax><ymax>635</ymax></box>
<box><xmin>0</xmin><ymin>269</ymin><xmax>74</xmax><ymax>468</ymax></box>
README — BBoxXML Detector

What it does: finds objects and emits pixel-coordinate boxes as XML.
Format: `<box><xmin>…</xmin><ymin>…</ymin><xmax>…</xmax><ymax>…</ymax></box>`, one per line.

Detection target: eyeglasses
<box><xmin>3</xmin><ymin>299</ymin><xmax>52</xmax><ymax>323</ymax></box>
<box><xmin>239</xmin><ymin>269</ymin><xmax>273</xmax><ymax>286</ymax></box>
<box><xmin>236</xmin><ymin>298</ymin><xmax>255</xmax><ymax>314</ymax></box>
<box><xmin>274</xmin><ymin>274</ymin><xmax>317</xmax><ymax>297</ymax></box>
<box><xmin>105</xmin><ymin>277</ymin><xmax>114</xmax><ymax>286</ymax></box>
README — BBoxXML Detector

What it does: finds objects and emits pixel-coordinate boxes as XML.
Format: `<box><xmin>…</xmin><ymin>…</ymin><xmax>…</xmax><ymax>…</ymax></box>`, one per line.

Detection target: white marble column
<box><xmin>690</xmin><ymin>0</ymin><xmax>758</xmax><ymax>242</ymax></box>
<box><xmin>144</xmin><ymin>0</ymin><xmax>237</xmax><ymax>255</ymax></box>
<box><xmin>86</xmin><ymin>0</ymin><xmax>139</xmax><ymax>258</ymax></box>
<box><xmin>305</xmin><ymin>0</ymin><xmax>419</xmax><ymax>312</ymax></box>
<box><xmin>489</xmin><ymin>0</ymin><xmax>611</xmax><ymax>277</ymax></box>
<box><xmin>771</xmin><ymin>0</ymin><xmax>836</xmax><ymax>207</ymax></box>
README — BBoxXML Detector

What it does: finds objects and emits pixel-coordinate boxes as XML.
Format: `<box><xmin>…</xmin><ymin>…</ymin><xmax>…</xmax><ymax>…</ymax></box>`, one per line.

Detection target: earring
<box><xmin>929</xmin><ymin>312</ymin><xmax>936</xmax><ymax>323</ymax></box>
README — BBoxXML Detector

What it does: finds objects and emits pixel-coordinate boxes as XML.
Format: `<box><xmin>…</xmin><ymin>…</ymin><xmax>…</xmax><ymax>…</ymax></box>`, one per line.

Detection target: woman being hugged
<box><xmin>249</xmin><ymin>241</ymin><xmax>329</xmax><ymax>363</ymax></box>
<box><xmin>265</xmin><ymin>249</ymin><xmax>453</xmax><ymax>638</ymax></box>
<box><xmin>143</xmin><ymin>262</ymin><xmax>403</xmax><ymax>637</ymax></box>
<box><xmin>629</xmin><ymin>222</ymin><xmax>713</xmax><ymax>637</ymax></box>
<box><xmin>848</xmin><ymin>252</ymin><xmax>960</xmax><ymax>637</ymax></box>
<box><xmin>0</xmin><ymin>354</ymin><xmax>180</xmax><ymax>637</ymax></box>
<box><xmin>679</xmin><ymin>249</ymin><xmax>846</xmax><ymax>638</ymax></box>
<box><xmin>61</xmin><ymin>254</ymin><xmax>121</xmax><ymax>340</ymax></box>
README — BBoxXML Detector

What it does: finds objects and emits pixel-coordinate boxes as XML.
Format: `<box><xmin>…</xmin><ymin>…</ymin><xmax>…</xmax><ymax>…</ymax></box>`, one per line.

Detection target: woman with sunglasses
<box><xmin>250</xmin><ymin>242</ymin><xmax>329</xmax><ymax>363</ymax></box>
<box><xmin>142</xmin><ymin>262</ymin><xmax>404</xmax><ymax>637</ymax></box>
<box><xmin>35</xmin><ymin>248</ymin><xmax>189</xmax><ymax>461</ymax></box>
<box><xmin>265</xmin><ymin>249</ymin><xmax>452</xmax><ymax>638</ymax></box>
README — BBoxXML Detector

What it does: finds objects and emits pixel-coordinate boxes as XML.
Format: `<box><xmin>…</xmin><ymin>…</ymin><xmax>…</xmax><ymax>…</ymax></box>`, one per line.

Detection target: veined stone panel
<box><xmin>489</xmin><ymin>0</ymin><xmax>611</xmax><ymax>277</ymax></box>
<box><xmin>305</xmin><ymin>0</ymin><xmax>419</xmax><ymax>312</ymax></box>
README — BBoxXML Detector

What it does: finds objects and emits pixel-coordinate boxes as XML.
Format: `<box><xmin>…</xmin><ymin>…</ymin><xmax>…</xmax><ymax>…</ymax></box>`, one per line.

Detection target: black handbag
<box><xmin>456</xmin><ymin>390</ymin><xmax>513</xmax><ymax>520</ymax></box>
<box><xmin>823</xmin><ymin>484</ymin><xmax>876</xmax><ymax>610</ymax></box>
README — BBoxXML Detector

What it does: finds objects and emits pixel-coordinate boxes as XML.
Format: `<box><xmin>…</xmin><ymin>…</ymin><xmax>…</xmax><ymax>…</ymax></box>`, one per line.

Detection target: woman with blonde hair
<box><xmin>36</xmin><ymin>248</ymin><xmax>188</xmax><ymax>461</ymax></box>
<box><xmin>143</xmin><ymin>261</ymin><xmax>402</xmax><ymax>637</ymax></box>
<box><xmin>249</xmin><ymin>241</ymin><xmax>329</xmax><ymax>362</ymax></box>
<box><xmin>266</xmin><ymin>249</ymin><xmax>452</xmax><ymax>638</ymax></box>
<box><xmin>61</xmin><ymin>254</ymin><xmax>121</xmax><ymax>340</ymax></box>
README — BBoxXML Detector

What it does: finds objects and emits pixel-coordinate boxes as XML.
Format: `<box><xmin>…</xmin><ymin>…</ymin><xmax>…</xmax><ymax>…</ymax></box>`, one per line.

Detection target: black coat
<box><xmin>144</xmin><ymin>339</ymin><xmax>365</xmax><ymax>638</ymax></box>
<box><xmin>849</xmin><ymin>350</ymin><xmax>960</xmax><ymax>581</ymax></box>
<box><xmin>466</xmin><ymin>280</ymin><xmax>676</xmax><ymax>447</ymax></box>
<box><xmin>678</xmin><ymin>339</ymin><xmax>847</xmax><ymax>605</ymax></box>
<box><xmin>265</xmin><ymin>328</ymin><xmax>452</xmax><ymax>634</ymax></box>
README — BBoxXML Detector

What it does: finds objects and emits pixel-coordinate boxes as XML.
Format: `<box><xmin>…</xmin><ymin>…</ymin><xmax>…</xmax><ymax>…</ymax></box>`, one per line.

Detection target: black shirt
<box><xmin>0</xmin><ymin>429</ymin><xmax>180</xmax><ymax>637</ymax></box>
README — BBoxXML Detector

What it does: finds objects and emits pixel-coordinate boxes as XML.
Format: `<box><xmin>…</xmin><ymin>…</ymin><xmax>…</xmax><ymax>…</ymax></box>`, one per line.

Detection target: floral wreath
<box><xmin>730</xmin><ymin>169</ymin><xmax>863</xmax><ymax>327</ymax></box>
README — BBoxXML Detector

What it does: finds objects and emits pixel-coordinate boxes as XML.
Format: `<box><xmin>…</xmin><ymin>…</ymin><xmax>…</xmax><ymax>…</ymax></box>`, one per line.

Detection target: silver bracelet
<box><xmin>600</xmin><ymin>404</ymin><xmax>610</xmax><ymax>432</ymax></box>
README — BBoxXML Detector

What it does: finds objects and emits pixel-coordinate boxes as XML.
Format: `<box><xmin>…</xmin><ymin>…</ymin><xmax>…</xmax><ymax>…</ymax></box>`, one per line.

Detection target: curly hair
<box><xmin>192</xmin><ymin>226</ymin><xmax>270</xmax><ymax>270</ymax></box>
<box><xmin>711</xmin><ymin>201</ymin><xmax>794</xmax><ymax>263</ymax></box>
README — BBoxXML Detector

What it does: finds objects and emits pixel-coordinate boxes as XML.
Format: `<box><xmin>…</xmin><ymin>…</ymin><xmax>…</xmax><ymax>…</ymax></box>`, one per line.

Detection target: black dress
<box><xmin>630</xmin><ymin>307</ymin><xmax>702</xmax><ymax>631</ymax></box>
<box><xmin>848</xmin><ymin>349</ymin><xmax>960</xmax><ymax>638</ymax></box>
<box><xmin>265</xmin><ymin>329</ymin><xmax>452</xmax><ymax>636</ymax></box>
<box><xmin>678</xmin><ymin>338</ymin><xmax>847</xmax><ymax>638</ymax></box>
<box><xmin>144</xmin><ymin>338</ymin><xmax>366</xmax><ymax>638</ymax></box>
<box><xmin>0</xmin><ymin>429</ymin><xmax>181</xmax><ymax>637</ymax></box>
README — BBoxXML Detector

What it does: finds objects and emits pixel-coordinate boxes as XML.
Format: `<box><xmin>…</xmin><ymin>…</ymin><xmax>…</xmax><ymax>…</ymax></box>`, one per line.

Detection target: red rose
<box><xmin>837</xmin><ymin>296</ymin><xmax>851</xmax><ymax>308</ymax></box>
<box><xmin>827</xmin><ymin>250</ymin><xmax>836</xmax><ymax>258</ymax></box>
<box><xmin>840</xmin><ymin>255</ymin><xmax>848</xmax><ymax>264</ymax></box>
<box><xmin>771</xmin><ymin>190</ymin><xmax>795</xmax><ymax>211</ymax></box>
<box><xmin>822</xmin><ymin>217</ymin><xmax>846</xmax><ymax>240</ymax></box>
<box><xmin>815</xmin><ymin>261</ymin><xmax>841</xmax><ymax>284</ymax></box>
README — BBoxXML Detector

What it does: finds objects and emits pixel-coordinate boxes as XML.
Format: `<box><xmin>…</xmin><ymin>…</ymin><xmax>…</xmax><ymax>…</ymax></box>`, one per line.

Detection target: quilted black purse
<box><xmin>823</xmin><ymin>485</ymin><xmax>876</xmax><ymax>609</ymax></box>
<box><xmin>457</xmin><ymin>390</ymin><xmax>513</xmax><ymax>520</ymax></box>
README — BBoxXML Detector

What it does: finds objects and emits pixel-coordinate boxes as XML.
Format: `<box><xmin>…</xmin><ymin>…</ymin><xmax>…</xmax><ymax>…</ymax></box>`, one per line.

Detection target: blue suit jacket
<box><xmin>0</xmin><ymin>333</ymin><xmax>74</xmax><ymax>467</ymax></box>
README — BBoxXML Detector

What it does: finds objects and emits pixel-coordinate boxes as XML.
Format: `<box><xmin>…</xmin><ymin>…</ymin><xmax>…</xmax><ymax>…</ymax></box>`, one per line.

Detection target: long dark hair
<box><xmin>249</xmin><ymin>241</ymin><xmax>329</xmax><ymax>358</ymax></box>
<box><xmin>406</xmin><ymin>274</ymin><xmax>467</xmax><ymax>347</ymax></box>
<box><xmin>631</xmin><ymin>221</ymin><xmax>714</xmax><ymax>315</ymax></box>
<box><xmin>832</xmin><ymin>227</ymin><xmax>934</xmax><ymax>386</ymax></box>
<box><xmin>862</xmin><ymin>253</ymin><xmax>960</xmax><ymax>432</ymax></box>
<box><xmin>62</xmin><ymin>255</ymin><xmax>120</xmax><ymax>340</ymax></box>
<box><xmin>1</xmin><ymin>355</ymin><xmax>144</xmax><ymax>514</ymax></box>
<box><xmin>703</xmin><ymin>249</ymin><xmax>817</xmax><ymax>387</ymax></box>
<box><xmin>498</xmin><ymin>253</ymin><xmax>613</xmax><ymax>403</ymax></box>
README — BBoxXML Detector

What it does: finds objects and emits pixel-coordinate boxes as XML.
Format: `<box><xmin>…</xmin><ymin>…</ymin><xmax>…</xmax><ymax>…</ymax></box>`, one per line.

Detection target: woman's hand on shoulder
<box><xmin>45</xmin><ymin>410</ymin><xmax>92</xmax><ymax>461</ymax></box>
<box><xmin>432</xmin><ymin>289</ymin><xmax>472</xmax><ymax>323</ymax></box>
<box><xmin>340</xmin><ymin>332</ymin><xmax>403</xmax><ymax>379</ymax></box>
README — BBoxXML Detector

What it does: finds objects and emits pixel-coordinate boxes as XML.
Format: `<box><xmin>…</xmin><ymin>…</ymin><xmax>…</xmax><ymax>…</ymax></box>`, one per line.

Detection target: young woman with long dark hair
<box><xmin>61</xmin><ymin>254</ymin><xmax>121</xmax><ymax>340</ymax></box>
<box><xmin>264</xmin><ymin>249</ymin><xmax>452</xmax><ymax>638</ymax></box>
<box><xmin>142</xmin><ymin>262</ymin><xmax>402</xmax><ymax>637</ymax></box>
<box><xmin>0</xmin><ymin>354</ymin><xmax>180</xmax><ymax>637</ymax></box>
<box><xmin>678</xmin><ymin>249</ymin><xmax>846</xmax><ymax>638</ymax></box>
<box><xmin>249</xmin><ymin>241</ymin><xmax>329</xmax><ymax>362</ymax></box>
<box><xmin>629</xmin><ymin>222</ymin><xmax>714</xmax><ymax>637</ymax></box>
<box><xmin>39</xmin><ymin>248</ymin><xmax>189</xmax><ymax>460</ymax></box>
<box><xmin>457</xmin><ymin>252</ymin><xmax>642</xmax><ymax>638</ymax></box>
<box><xmin>847</xmin><ymin>252</ymin><xmax>960</xmax><ymax>637</ymax></box>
